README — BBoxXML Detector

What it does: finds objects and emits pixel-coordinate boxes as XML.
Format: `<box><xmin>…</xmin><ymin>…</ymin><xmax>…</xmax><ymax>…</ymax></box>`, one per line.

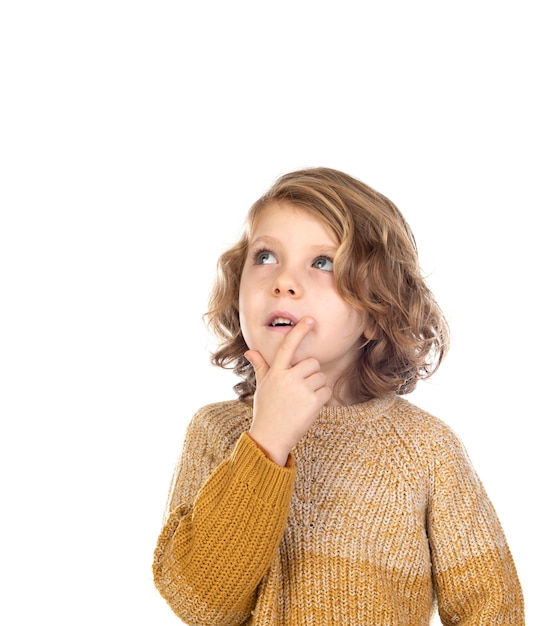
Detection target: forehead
<box><xmin>249</xmin><ymin>201</ymin><xmax>340</xmax><ymax>244</ymax></box>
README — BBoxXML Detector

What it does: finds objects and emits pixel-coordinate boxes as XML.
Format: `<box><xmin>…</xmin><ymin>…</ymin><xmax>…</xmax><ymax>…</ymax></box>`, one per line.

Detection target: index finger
<box><xmin>271</xmin><ymin>317</ymin><xmax>315</xmax><ymax>369</ymax></box>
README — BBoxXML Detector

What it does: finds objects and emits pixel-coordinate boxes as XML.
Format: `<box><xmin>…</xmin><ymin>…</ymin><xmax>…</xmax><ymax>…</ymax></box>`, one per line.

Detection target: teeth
<box><xmin>271</xmin><ymin>317</ymin><xmax>295</xmax><ymax>327</ymax></box>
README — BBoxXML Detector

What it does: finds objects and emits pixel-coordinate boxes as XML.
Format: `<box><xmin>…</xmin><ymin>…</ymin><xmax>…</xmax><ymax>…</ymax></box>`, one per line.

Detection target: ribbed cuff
<box><xmin>229</xmin><ymin>433</ymin><xmax>296</xmax><ymax>504</ymax></box>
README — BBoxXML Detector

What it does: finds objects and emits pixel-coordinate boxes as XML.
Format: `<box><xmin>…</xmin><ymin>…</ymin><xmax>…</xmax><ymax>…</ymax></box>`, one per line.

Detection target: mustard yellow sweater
<box><xmin>153</xmin><ymin>395</ymin><xmax>524</xmax><ymax>625</ymax></box>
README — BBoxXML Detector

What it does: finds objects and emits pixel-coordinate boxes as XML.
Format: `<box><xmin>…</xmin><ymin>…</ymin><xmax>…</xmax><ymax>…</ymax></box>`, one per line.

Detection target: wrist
<box><xmin>247</xmin><ymin>428</ymin><xmax>291</xmax><ymax>467</ymax></box>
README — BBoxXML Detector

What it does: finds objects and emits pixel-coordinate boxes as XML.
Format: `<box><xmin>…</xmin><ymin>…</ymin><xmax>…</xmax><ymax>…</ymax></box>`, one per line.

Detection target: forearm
<box><xmin>435</xmin><ymin>544</ymin><xmax>524</xmax><ymax>624</ymax></box>
<box><xmin>153</xmin><ymin>432</ymin><xmax>296</xmax><ymax>626</ymax></box>
<box><xmin>428</xmin><ymin>426</ymin><xmax>525</xmax><ymax>625</ymax></box>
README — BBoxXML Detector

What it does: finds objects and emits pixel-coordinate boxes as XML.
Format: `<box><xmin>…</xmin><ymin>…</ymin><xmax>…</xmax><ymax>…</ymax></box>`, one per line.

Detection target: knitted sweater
<box><xmin>153</xmin><ymin>394</ymin><xmax>524</xmax><ymax>625</ymax></box>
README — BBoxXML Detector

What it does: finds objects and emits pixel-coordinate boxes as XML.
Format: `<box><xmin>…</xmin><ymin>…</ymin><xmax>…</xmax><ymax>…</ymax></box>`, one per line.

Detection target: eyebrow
<box><xmin>249</xmin><ymin>235</ymin><xmax>338</xmax><ymax>254</ymax></box>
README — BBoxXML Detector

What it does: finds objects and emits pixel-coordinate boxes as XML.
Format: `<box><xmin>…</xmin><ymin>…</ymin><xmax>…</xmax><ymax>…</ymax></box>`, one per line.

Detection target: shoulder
<box><xmin>391</xmin><ymin>396</ymin><xmax>458</xmax><ymax>440</ymax></box>
<box><xmin>191</xmin><ymin>399</ymin><xmax>253</xmax><ymax>426</ymax></box>
<box><xmin>187</xmin><ymin>399</ymin><xmax>254</xmax><ymax>448</ymax></box>
<box><xmin>384</xmin><ymin>396</ymin><xmax>472</xmax><ymax>467</ymax></box>
<box><xmin>388</xmin><ymin>397</ymin><xmax>480</xmax><ymax>482</ymax></box>
<box><xmin>389</xmin><ymin>396</ymin><xmax>462</xmax><ymax>441</ymax></box>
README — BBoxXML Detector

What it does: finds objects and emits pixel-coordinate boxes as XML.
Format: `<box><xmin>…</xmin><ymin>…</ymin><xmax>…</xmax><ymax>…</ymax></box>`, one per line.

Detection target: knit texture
<box><xmin>153</xmin><ymin>395</ymin><xmax>524</xmax><ymax>625</ymax></box>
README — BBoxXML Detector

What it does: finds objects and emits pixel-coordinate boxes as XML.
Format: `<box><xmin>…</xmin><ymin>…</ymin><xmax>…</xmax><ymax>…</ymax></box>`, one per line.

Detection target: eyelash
<box><xmin>251</xmin><ymin>247</ymin><xmax>334</xmax><ymax>271</ymax></box>
<box><xmin>253</xmin><ymin>247</ymin><xmax>276</xmax><ymax>265</ymax></box>
<box><xmin>312</xmin><ymin>256</ymin><xmax>334</xmax><ymax>271</ymax></box>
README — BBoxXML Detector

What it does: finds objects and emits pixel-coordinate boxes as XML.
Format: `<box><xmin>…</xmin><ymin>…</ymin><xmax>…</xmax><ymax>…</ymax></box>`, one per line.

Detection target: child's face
<box><xmin>239</xmin><ymin>201</ymin><xmax>375</xmax><ymax>401</ymax></box>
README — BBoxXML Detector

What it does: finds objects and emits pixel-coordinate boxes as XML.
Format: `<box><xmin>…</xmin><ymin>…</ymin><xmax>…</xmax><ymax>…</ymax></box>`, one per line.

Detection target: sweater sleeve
<box><xmin>153</xmin><ymin>417</ymin><xmax>296</xmax><ymax>626</ymax></box>
<box><xmin>426</xmin><ymin>425</ymin><xmax>525</xmax><ymax>625</ymax></box>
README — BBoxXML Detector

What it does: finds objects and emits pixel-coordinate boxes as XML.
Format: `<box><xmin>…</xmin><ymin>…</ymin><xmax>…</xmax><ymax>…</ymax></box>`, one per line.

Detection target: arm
<box><xmin>427</xmin><ymin>426</ymin><xmax>525</xmax><ymax>624</ymax></box>
<box><xmin>153</xmin><ymin>420</ymin><xmax>296</xmax><ymax>626</ymax></box>
<box><xmin>154</xmin><ymin>319</ymin><xmax>328</xmax><ymax>624</ymax></box>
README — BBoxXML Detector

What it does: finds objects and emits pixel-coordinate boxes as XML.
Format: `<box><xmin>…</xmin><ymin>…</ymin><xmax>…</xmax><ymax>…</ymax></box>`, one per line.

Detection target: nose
<box><xmin>272</xmin><ymin>268</ymin><xmax>301</xmax><ymax>297</ymax></box>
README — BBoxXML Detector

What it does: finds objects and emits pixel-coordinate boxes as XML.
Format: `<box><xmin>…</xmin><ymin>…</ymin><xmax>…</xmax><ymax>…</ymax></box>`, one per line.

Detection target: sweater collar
<box><xmin>315</xmin><ymin>393</ymin><xmax>398</xmax><ymax>426</ymax></box>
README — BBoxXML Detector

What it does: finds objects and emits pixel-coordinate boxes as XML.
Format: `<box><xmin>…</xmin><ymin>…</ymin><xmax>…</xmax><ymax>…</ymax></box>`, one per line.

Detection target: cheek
<box><xmin>335</xmin><ymin>306</ymin><xmax>368</xmax><ymax>343</ymax></box>
<box><xmin>238</xmin><ymin>289</ymin><xmax>259</xmax><ymax>347</ymax></box>
<box><xmin>238</xmin><ymin>283</ymin><xmax>255</xmax><ymax>321</ymax></box>
<box><xmin>328</xmin><ymin>296</ymin><xmax>365</xmax><ymax>327</ymax></box>
<box><xmin>238</xmin><ymin>271</ymin><xmax>253</xmax><ymax>312</ymax></box>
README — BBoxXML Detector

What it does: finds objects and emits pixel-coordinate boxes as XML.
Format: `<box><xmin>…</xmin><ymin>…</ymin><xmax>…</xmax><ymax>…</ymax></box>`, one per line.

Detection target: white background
<box><xmin>1</xmin><ymin>2</ymin><xmax>544</xmax><ymax>624</ymax></box>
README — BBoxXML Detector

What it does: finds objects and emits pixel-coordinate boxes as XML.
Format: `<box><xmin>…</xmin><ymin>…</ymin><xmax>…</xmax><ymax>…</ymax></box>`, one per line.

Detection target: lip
<box><xmin>265</xmin><ymin>310</ymin><xmax>300</xmax><ymax>328</ymax></box>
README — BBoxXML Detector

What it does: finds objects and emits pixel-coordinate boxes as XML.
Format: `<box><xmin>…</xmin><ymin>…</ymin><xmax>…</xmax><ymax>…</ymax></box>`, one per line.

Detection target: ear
<box><xmin>363</xmin><ymin>318</ymin><xmax>379</xmax><ymax>341</ymax></box>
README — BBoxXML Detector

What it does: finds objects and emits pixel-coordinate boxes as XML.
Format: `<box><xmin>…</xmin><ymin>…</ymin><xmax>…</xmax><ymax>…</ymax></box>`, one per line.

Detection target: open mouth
<box><xmin>269</xmin><ymin>316</ymin><xmax>296</xmax><ymax>327</ymax></box>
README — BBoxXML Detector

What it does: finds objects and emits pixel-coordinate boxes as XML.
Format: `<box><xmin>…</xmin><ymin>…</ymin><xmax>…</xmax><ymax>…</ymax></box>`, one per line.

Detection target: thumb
<box><xmin>244</xmin><ymin>350</ymin><xmax>270</xmax><ymax>385</ymax></box>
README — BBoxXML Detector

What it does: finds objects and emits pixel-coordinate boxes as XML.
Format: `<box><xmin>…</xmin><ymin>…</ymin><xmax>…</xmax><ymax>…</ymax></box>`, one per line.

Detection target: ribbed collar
<box><xmin>315</xmin><ymin>393</ymin><xmax>398</xmax><ymax>426</ymax></box>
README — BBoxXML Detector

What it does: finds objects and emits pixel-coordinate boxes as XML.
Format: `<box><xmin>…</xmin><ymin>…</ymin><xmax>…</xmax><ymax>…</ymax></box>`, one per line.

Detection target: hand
<box><xmin>245</xmin><ymin>317</ymin><xmax>332</xmax><ymax>466</ymax></box>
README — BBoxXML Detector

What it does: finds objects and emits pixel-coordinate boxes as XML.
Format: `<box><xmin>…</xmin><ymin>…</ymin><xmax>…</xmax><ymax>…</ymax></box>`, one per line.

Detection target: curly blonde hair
<box><xmin>206</xmin><ymin>167</ymin><xmax>449</xmax><ymax>403</ymax></box>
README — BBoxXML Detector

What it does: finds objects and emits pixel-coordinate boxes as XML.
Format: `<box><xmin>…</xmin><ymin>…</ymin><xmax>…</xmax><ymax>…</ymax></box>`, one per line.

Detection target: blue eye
<box><xmin>255</xmin><ymin>250</ymin><xmax>277</xmax><ymax>265</ymax></box>
<box><xmin>312</xmin><ymin>256</ymin><xmax>334</xmax><ymax>271</ymax></box>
